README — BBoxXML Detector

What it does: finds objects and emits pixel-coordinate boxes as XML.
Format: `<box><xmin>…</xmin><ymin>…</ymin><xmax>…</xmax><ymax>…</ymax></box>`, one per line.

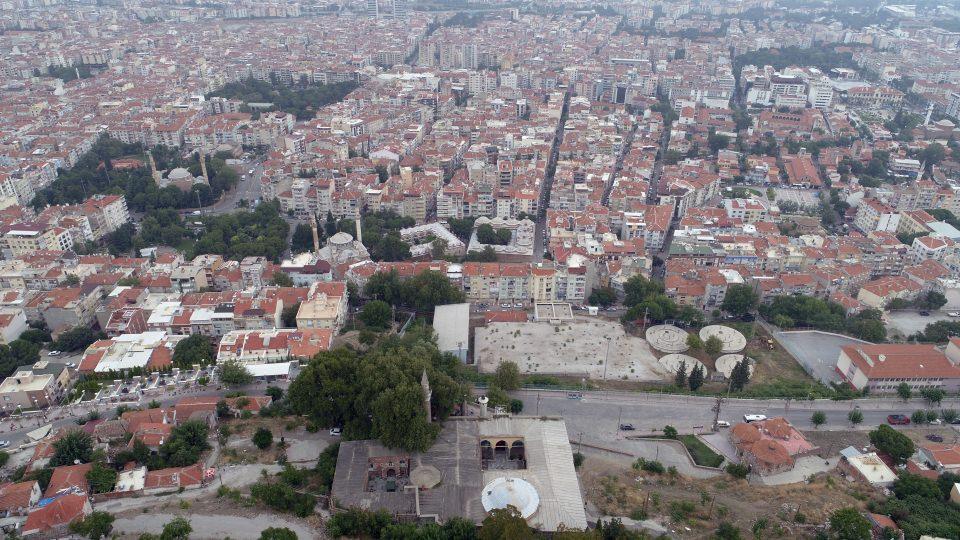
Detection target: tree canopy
<box><xmin>287</xmin><ymin>325</ymin><xmax>468</xmax><ymax>452</ymax></box>
<box><xmin>363</xmin><ymin>269</ymin><xmax>465</xmax><ymax>313</ymax></box>
<box><xmin>869</xmin><ymin>424</ymin><xmax>915</xmax><ymax>465</ymax></box>
<box><xmin>172</xmin><ymin>334</ymin><xmax>214</xmax><ymax>368</ymax></box>
<box><xmin>207</xmin><ymin>77</ymin><xmax>358</xmax><ymax>121</ymax></box>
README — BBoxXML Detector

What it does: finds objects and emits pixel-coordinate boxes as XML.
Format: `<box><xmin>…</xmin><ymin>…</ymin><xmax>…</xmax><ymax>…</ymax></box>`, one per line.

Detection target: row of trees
<box><xmin>363</xmin><ymin>269</ymin><xmax>465</xmax><ymax>314</ymax></box>
<box><xmin>760</xmin><ymin>295</ymin><xmax>886</xmax><ymax>342</ymax></box>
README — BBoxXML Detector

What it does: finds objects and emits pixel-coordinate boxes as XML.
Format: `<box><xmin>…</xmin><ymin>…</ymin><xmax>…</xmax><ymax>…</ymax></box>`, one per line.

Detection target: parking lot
<box><xmin>771</xmin><ymin>330</ymin><xmax>870</xmax><ymax>384</ymax></box>
<box><xmin>885</xmin><ymin>310</ymin><xmax>954</xmax><ymax>338</ymax></box>
<box><xmin>773</xmin><ymin>187</ymin><xmax>820</xmax><ymax>209</ymax></box>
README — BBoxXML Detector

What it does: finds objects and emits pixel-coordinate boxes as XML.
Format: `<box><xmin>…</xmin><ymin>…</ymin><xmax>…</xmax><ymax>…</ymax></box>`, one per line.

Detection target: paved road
<box><xmin>517</xmin><ymin>389</ymin><xmax>956</xmax><ymax>448</ymax></box>
<box><xmin>207</xmin><ymin>160</ymin><xmax>264</xmax><ymax>214</ymax></box>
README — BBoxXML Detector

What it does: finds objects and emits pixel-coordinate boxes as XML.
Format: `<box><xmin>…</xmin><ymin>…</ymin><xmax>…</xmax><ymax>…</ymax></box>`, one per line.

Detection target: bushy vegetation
<box><xmin>870</xmin><ymin>473</ymin><xmax>960</xmax><ymax>539</ymax></box>
<box><xmin>207</xmin><ymin>77</ymin><xmax>358</xmax><ymax>120</ymax></box>
<box><xmin>113</xmin><ymin>420</ymin><xmax>210</xmax><ymax>470</ymax></box>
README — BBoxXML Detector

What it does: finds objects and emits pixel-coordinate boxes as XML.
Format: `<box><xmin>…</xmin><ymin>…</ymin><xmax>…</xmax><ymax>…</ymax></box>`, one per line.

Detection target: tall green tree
<box><xmin>721</xmin><ymin>284</ymin><xmax>759</xmax><ymax>317</ymax></box>
<box><xmin>479</xmin><ymin>507</ymin><xmax>535</xmax><ymax>540</ymax></box>
<box><xmin>50</xmin><ymin>430</ymin><xmax>94</xmax><ymax>467</ymax></box>
<box><xmin>829</xmin><ymin>507</ymin><xmax>871</xmax><ymax>540</ymax></box>
<box><xmin>358</xmin><ymin>300</ymin><xmax>392</xmax><ymax>330</ymax></box>
<box><xmin>688</xmin><ymin>364</ymin><xmax>705</xmax><ymax>391</ymax></box>
<box><xmin>172</xmin><ymin>334</ymin><xmax>214</xmax><ymax>368</ymax></box>
<box><xmin>493</xmin><ymin>361</ymin><xmax>521</xmax><ymax>391</ymax></box>
<box><xmin>869</xmin><ymin>424</ymin><xmax>915</xmax><ymax>465</ymax></box>
<box><xmin>729</xmin><ymin>359</ymin><xmax>751</xmax><ymax>391</ymax></box>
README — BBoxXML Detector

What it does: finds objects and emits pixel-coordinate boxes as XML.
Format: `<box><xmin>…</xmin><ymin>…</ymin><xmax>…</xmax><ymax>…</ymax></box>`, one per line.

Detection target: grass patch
<box><xmin>678</xmin><ymin>435</ymin><xmax>724</xmax><ymax>468</ymax></box>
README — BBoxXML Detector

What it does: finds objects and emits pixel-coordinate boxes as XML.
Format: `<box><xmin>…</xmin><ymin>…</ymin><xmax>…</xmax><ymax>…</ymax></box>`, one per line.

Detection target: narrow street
<box><xmin>600</xmin><ymin>122</ymin><xmax>638</xmax><ymax>206</ymax></box>
<box><xmin>533</xmin><ymin>90</ymin><xmax>571</xmax><ymax>260</ymax></box>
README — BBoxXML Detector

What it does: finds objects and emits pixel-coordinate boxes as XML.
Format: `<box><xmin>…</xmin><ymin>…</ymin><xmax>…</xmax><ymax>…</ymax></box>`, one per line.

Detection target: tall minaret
<box><xmin>198</xmin><ymin>150</ymin><xmax>209</xmax><ymax>183</ymax></box>
<box><xmin>354</xmin><ymin>207</ymin><xmax>363</xmax><ymax>245</ymax></box>
<box><xmin>310</xmin><ymin>217</ymin><xmax>321</xmax><ymax>253</ymax></box>
<box><xmin>420</xmin><ymin>369</ymin><xmax>432</xmax><ymax>423</ymax></box>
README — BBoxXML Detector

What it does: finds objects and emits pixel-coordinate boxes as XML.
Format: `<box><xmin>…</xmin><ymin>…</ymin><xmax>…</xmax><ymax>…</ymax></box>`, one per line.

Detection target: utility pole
<box><xmin>616</xmin><ymin>406</ymin><xmax>622</xmax><ymax>437</ymax></box>
<box><xmin>602</xmin><ymin>337</ymin><xmax>611</xmax><ymax>380</ymax></box>
<box><xmin>536</xmin><ymin>392</ymin><xmax>541</xmax><ymax>416</ymax></box>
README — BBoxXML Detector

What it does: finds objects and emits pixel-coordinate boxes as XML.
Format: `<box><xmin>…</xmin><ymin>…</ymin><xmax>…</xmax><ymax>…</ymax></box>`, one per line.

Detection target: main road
<box><xmin>516</xmin><ymin>388</ymin><xmax>952</xmax><ymax>443</ymax></box>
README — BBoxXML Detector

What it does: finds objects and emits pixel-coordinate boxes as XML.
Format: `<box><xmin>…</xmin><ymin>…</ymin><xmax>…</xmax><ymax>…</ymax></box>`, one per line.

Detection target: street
<box><xmin>516</xmin><ymin>389</ymin><xmax>957</xmax><ymax>447</ymax></box>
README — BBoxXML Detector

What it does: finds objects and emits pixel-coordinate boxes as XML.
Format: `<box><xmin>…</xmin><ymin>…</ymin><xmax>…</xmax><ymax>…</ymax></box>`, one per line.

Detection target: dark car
<box><xmin>926</xmin><ymin>434</ymin><xmax>945</xmax><ymax>442</ymax></box>
<box><xmin>887</xmin><ymin>414</ymin><xmax>911</xmax><ymax>425</ymax></box>
<box><xmin>619</xmin><ymin>423</ymin><xmax>635</xmax><ymax>431</ymax></box>
<box><xmin>920</xmin><ymin>310</ymin><xmax>931</xmax><ymax>316</ymax></box>
<box><xmin>741</xmin><ymin>313</ymin><xmax>756</xmax><ymax>322</ymax></box>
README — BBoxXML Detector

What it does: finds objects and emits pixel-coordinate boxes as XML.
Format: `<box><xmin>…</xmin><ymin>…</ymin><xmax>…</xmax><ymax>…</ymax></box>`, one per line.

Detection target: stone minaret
<box><xmin>199</xmin><ymin>150</ymin><xmax>209</xmax><ymax>183</ymax></box>
<box><xmin>421</xmin><ymin>369</ymin><xmax>432</xmax><ymax>423</ymax></box>
<box><xmin>310</xmin><ymin>218</ymin><xmax>321</xmax><ymax>253</ymax></box>
<box><xmin>355</xmin><ymin>207</ymin><xmax>363</xmax><ymax>245</ymax></box>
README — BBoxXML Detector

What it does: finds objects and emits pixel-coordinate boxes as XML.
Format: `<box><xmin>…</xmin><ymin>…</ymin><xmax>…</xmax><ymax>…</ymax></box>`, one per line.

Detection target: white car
<box><xmin>949</xmin><ymin>312</ymin><xmax>960</xmax><ymax>317</ymax></box>
<box><xmin>329</xmin><ymin>427</ymin><xmax>342</xmax><ymax>436</ymax></box>
<box><xmin>248</xmin><ymin>169</ymin><xmax>254</xmax><ymax>175</ymax></box>
<box><xmin>743</xmin><ymin>414</ymin><xmax>767</xmax><ymax>423</ymax></box>
<box><xmin>47</xmin><ymin>351</ymin><xmax>61</xmax><ymax>356</ymax></box>
<box><xmin>715</xmin><ymin>420</ymin><xmax>731</xmax><ymax>428</ymax></box>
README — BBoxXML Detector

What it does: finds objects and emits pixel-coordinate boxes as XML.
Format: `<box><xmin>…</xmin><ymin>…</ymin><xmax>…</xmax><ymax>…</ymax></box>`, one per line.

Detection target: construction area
<box><xmin>475</xmin><ymin>318</ymin><xmax>668</xmax><ymax>381</ymax></box>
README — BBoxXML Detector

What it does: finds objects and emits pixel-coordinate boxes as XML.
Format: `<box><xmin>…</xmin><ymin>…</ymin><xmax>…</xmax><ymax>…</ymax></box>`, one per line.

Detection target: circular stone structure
<box><xmin>645</xmin><ymin>325</ymin><xmax>690</xmax><ymax>353</ymax></box>
<box><xmin>410</xmin><ymin>465</ymin><xmax>442</xmax><ymax>489</ymax></box>
<box><xmin>481</xmin><ymin>477</ymin><xmax>539</xmax><ymax>519</ymax></box>
<box><xmin>699</xmin><ymin>325</ymin><xmax>747</xmax><ymax>353</ymax></box>
<box><xmin>715</xmin><ymin>354</ymin><xmax>755</xmax><ymax>378</ymax></box>
<box><xmin>658</xmin><ymin>354</ymin><xmax>706</xmax><ymax>376</ymax></box>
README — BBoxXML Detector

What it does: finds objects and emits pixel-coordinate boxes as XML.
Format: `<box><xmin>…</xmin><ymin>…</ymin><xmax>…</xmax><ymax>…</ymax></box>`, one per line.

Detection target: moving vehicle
<box><xmin>715</xmin><ymin>420</ymin><xmax>731</xmax><ymax>428</ymax></box>
<box><xmin>887</xmin><ymin>414</ymin><xmax>911</xmax><ymax>425</ymax></box>
<box><xmin>743</xmin><ymin>414</ymin><xmax>767</xmax><ymax>423</ymax></box>
<box><xmin>619</xmin><ymin>423</ymin><xmax>635</xmax><ymax>431</ymax></box>
<box><xmin>47</xmin><ymin>351</ymin><xmax>61</xmax><ymax>356</ymax></box>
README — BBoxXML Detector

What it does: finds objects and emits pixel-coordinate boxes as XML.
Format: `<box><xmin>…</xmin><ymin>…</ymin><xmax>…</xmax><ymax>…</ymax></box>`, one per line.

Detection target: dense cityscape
<box><xmin>2</xmin><ymin>0</ymin><xmax>960</xmax><ymax>538</ymax></box>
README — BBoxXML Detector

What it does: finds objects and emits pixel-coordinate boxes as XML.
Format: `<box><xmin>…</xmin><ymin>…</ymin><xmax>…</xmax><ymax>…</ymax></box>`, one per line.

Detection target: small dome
<box><xmin>329</xmin><ymin>232</ymin><xmax>353</xmax><ymax>245</ymax></box>
<box><xmin>168</xmin><ymin>167</ymin><xmax>192</xmax><ymax>180</ymax></box>
<box><xmin>481</xmin><ymin>477</ymin><xmax>539</xmax><ymax>519</ymax></box>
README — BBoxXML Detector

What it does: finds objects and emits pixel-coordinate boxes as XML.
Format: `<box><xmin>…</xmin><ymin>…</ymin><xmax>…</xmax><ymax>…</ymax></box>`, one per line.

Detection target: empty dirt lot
<box><xmin>475</xmin><ymin>318</ymin><xmax>668</xmax><ymax>381</ymax></box>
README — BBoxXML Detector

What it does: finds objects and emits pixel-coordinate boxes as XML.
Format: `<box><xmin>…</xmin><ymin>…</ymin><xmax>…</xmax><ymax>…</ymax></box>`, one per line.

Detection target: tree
<box><xmin>897</xmin><ymin>382</ymin><xmax>912</xmax><ymax>402</ymax></box>
<box><xmin>271</xmin><ymin>272</ymin><xmax>294</xmax><ymax>287</ymax></box>
<box><xmin>708</xmin><ymin>132</ymin><xmax>731</xmax><ymax>153</ymax></box>
<box><xmin>260</xmin><ymin>528</ymin><xmax>297</xmax><ymax>540</ymax></box>
<box><xmin>588</xmin><ymin>286</ymin><xmax>617</xmax><ymax>307</ymax></box>
<box><xmin>358</xmin><ymin>300</ymin><xmax>392</xmax><ymax>330</ymax></box>
<box><xmin>172</xmin><ymin>334</ymin><xmax>214</xmax><ymax>368</ymax></box>
<box><xmin>704</xmin><ymin>335</ymin><xmax>723</xmax><ymax>356</ymax></box>
<box><xmin>372</xmin><ymin>382</ymin><xmax>440</xmax><ymax>452</ymax></box>
<box><xmin>70</xmin><ymin>511</ymin><xmax>114</xmax><ymax>540</ymax></box>
<box><xmin>623</xmin><ymin>275</ymin><xmax>665</xmax><ymax>306</ymax></box>
<box><xmin>663</xmin><ymin>425</ymin><xmax>678</xmax><ymax>439</ymax></box>
<box><xmin>253</xmin><ymin>427</ymin><xmax>274</xmax><ymax>450</ymax></box>
<box><xmin>811</xmin><ymin>411</ymin><xmax>826</xmax><ymax>429</ymax></box>
<box><xmin>848</xmin><ymin>409</ymin><xmax>863</xmax><ymax>427</ymax></box>
<box><xmin>52</xmin><ymin>326</ymin><xmax>105</xmax><ymax>353</ymax></box>
<box><xmin>922</xmin><ymin>387</ymin><xmax>946</xmax><ymax>406</ymax></box>
<box><xmin>722</xmin><ymin>284</ymin><xmax>759</xmax><ymax>317</ymax></box>
<box><xmin>479</xmin><ymin>506</ymin><xmax>535</xmax><ymax>540</ymax></box>
<box><xmin>829</xmin><ymin>507</ymin><xmax>871</xmax><ymax>540</ymax></box>
<box><xmin>266</xmin><ymin>386</ymin><xmax>284</xmax><ymax>402</ymax></box>
<box><xmin>674</xmin><ymin>361</ymin><xmax>687</xmax><ymax>388</ymax></box>
<box><xmin>686</xmin><ymin>333</ymin><xmax>703</xmax><ymax>351</ymax></box>
<box><xmin>688</xmin><ymin>363</ymin><xmax>705</xmax><ymax>391</ymax></box>
<box><xmin>219</xmin><ymin>358</ymin><xmax>253</xmax><ymax>387</ymax></box>
<box><xmin>160</xmin><ymin>517</ymin><xmax>192</xmax><ymax>540</ymax></box>
<box><xmin>869</xmin><ymin>424</ymin><xmax>915</xmax><ymax>465</ymax></box>
<box><xmin>494</xmin><ymin>361</ymin><xmax>521</xmax><ymax>391</ymax></box>
<box><xmin>50</xmin><ymin>430</ymin><xmax>94</xmax><ymax>467</ymax></box>
<box><xmin>281</xmin><ymin>302</ymin><xmax>300</xmax><ymax>328</ymax></box>
<box><xmin>911</xmin><ymin>410</ymin><xmax>927</xmax><ymax>425</ymax></box>
<box><xmin>86</xmin><ymin>462</ymin><xmax>118</xmax><ymax>494</ymax></box>
<box><xmin>290</xmin><ymin>223</ymin><xmax>316</xmax><ymax>254</ymax></box>
<box><xmin>729</xmin><ymin>359</ymin><xmax>751</xmax><ymax>391</ymax></box>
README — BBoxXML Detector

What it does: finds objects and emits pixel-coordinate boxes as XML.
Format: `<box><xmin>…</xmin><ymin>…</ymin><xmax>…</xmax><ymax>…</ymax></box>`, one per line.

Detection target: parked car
<box><xmin>65</xmin><ymin>362</ymin><xmax>76</xmax><ymax>368</ymax></box>
<box><xmin>47</xmin><ymin>351</ymin><xmax>61</xmax><ymax>356</ymax></box>
<box><xmin>715</xmin><ymin>420</ymin><xmax>731</xmax><ymax>428</ymax></box>
<box><xmin>949</xmin><ymin>312</ymin><xmax>960</xmax><ymax>317</ymax></box>
<box><xmin>743</xmin><ymin>414</ymin><xmax>767</xmax><ymax>423</ymax></box>
<box><xmin>887</xmin><ymin>414</ymin><xmax>911</xmax><ymax>425</ymax></box>
<box><xmin>927</xmin><ymin>434</ymin><xmax>945</xmax><ymax>442</ymax></box>
<box><xmin>0</xmin><ymin>441</ymin><xmax>10</xmax><ymax>448</ymax></box>
<box><xmin>329</xmin><ymin>427</ymin><xmax>342</xmax><ymax>436</ymax></box>
<box><xmin>920</xmin><ymin>310</ymin><xmax>931</xmax><ymax>316</ymax></box>
<box><xmin>619</xmin><ymin>423</ymin><xmax>635</xmax><ymax>431</ymax></box>
<box><xmin>566</xmin><ymin>392</ymin><xmax>583</xmax><ymax>400</ymax></box>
